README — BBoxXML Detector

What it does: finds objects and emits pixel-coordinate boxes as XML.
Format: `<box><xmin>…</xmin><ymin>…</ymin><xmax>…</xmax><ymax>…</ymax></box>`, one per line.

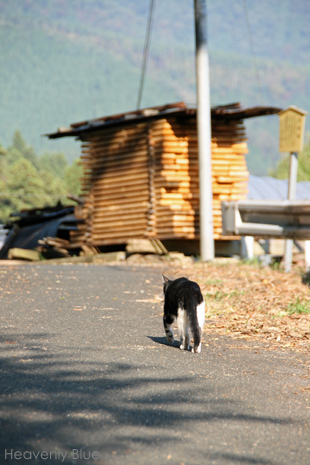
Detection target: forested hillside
<box><xmin>0</xmin><ymin>0</ymin><xmax>309</xmax><ymax>175</ymax></box>
<box><xmin>0</xmin><ymin>130</ymin><xmax>82</xmax><ymax>222</ymax></box>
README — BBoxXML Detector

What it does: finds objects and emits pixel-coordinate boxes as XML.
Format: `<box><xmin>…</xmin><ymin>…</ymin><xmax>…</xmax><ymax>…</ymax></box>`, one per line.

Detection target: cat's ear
<box><xmin>162</xmin><ymin>274</ymin><xmax>170</xmax><ymax>293</ymax></box>
<box><xmin>162</xmin><ymin>274</ymin><xmax>170</xmax><ymax>285</ymax></box>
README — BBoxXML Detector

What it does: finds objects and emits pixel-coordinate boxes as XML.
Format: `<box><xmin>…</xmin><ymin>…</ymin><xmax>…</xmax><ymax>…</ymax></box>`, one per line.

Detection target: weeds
<box><xmin>270</xmin><ymin>260</ymin><xmax>282</xmax><ymax>271</ymax></box>
<box><xmin>285</xmin><ymin>297</ymin><xmax>310</xmax><ymax>316</ymax></box>
<box><xmin>301</xmin><ymin>270</ymin><xmax>310</xmax><ymax>286</ymax></box>
<box><xmin>241</xmin><ymin>257</ymin><xmax>261</xmax><ymax>267</ymax></box>
<box><xmin>183</xmin><ymin>260</ymin><xmax>310</xmax><ymax>352</ymax></box>
<box><xmin>205</xmin><ymin>289</ymin><xmax>244</xmax><ymax>301</ymax></box>
<box><xmin>205</xmin><ymin>278</ymin><xmax>222</xmax><ymax>286</ymax></box>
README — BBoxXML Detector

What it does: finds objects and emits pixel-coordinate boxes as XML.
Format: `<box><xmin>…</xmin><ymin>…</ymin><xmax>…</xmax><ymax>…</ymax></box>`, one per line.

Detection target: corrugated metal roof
<box><xmin>248</xmin><ymin>175</ymin><xmax>310</xmax><ymax>200</ymax></box>
<box><xmin>212</xmin><ymin>103</ymin><xmax>282</xmax><ymax>120</ymax></box>
<box><xmin>46</xmin><ymin>102</ymin><xmax>282</xmax><ymax>139</ymax></box>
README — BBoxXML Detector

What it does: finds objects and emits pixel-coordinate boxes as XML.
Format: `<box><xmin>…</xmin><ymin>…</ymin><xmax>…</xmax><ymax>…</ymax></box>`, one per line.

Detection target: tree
<box><xmin>11</xmin><ymin>129</ymin><xmax>39</xmax><ymax>169</ymax></box>
<box><xmin>269</xmin><ymin>135</ymin><xmax>310</xmax><ymax>181</ymax></box>
<box><xmin>12</xmin><ymin>129</ymin><xmax>27</xmax><ymax>153</ymax></box>
<box><xmin>0</xmin><ymin>130</ymin><xmax>82</xmax><ymax>222</ymax></box>
<box><xmin>64</xmin><ymin>159</ymin><xmax>83</xmax><ymax>196</ymax></box>
<box><xmin>39</xmin><ymin>152</ymin><xmax>68</xmax><ymax>179</ymax></box>
<box><xmin>7</xmin><ymin>158</ymin><xmax>53</xmax><ymax>214</ymax></box>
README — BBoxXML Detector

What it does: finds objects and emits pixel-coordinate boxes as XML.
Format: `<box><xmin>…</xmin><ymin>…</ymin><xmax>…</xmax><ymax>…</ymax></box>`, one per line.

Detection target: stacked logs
<box><xmin>73</xmin><ymin>123</ymin><xmax>151</xmax><ymax>245</ymax></box>
<box><xmin>70</xmin><ymin>115</ymin><xmax>248</xmax><ymax>245</ymax></box>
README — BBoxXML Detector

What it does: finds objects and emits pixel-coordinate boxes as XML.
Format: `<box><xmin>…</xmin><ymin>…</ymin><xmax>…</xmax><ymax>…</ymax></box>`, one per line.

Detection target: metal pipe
<box><xmin>194</xmin><ymin>0</ymin><xmax>214</xmax><ymax>261</ymax></box>
<box><xmin>284</xmin><ymin>152</ymin><xmax>298</xmax><ymax>272</ymax></box>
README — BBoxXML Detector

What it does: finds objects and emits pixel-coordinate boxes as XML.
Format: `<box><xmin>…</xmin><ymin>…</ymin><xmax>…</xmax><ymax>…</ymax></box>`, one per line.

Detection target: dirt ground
<box><xmin>171</xmin><ymin>260</ymin><xmax>310</xmax><ymax>355</ymax></box>
<box><xmin>125</xmin><ymin>254</ymin><xmax>310</xmax><ymax>356</ymax></box>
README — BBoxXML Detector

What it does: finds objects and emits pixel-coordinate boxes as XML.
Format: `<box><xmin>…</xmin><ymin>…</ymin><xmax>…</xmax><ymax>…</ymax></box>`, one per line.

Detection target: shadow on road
<box><xmin>0</xmin><ymin>330</ymin><xmax>303</xmax><ymax>465</ymax></box>
<box><xmin>147</xmin><ymin>335</ymin><xmax>180</xmax><ymax>349</ymax></box>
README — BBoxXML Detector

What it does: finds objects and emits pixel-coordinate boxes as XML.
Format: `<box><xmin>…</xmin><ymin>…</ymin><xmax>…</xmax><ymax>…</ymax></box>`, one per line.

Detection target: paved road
<box><xmin>0</xmin><ymin>263</ymin><xmax>309</xmax><ymax>465</ymax></box>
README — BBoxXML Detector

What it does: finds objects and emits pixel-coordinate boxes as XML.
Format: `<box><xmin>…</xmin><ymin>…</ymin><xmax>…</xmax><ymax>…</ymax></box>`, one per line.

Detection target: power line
<box><xmin>136</xmin><ymin>0</ymin><xmax>156</xmax><ymax>110</ymax></box>
<box><xmin>242</xmin><ymin>0</ymin><xmax>264</xmax><ymax>105</ymax></box>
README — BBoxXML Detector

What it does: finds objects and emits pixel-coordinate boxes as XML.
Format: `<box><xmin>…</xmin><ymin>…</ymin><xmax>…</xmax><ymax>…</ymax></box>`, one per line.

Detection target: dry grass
<box><xmin>119</xmin><ymin>253</ymin><xmax>310</xmax><ymax>354</ymax></box>
<box><xmin>169</xmin><ymin>259</ymin><xmax>310</xmax><ymax>354</ymax></box>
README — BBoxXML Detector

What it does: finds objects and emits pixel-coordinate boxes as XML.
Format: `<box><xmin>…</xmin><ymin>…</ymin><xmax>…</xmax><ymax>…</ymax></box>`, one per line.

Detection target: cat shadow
<box><xmin>147</xmin><ymin>335</ymin><xmax>180</xmax><ymax>349</ymax></box>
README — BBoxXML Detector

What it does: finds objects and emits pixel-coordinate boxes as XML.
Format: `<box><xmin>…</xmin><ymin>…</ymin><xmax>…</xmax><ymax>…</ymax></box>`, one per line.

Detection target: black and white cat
<box><xmin>162</xmin><ymin>275</ymin><xmax>205</xmax><ymax>353</ymax></box>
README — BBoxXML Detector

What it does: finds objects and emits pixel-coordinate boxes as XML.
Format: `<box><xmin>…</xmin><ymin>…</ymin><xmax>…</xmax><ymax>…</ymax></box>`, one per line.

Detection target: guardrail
<box><xmin>221</xmin><ymin>200</ymin><xmax>310</xmax><ymax>239</ymax></box>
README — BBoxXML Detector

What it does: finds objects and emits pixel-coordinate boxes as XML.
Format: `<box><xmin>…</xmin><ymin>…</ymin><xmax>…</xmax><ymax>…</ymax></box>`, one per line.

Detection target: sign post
<box><xmin>278</xmin><ymin>106</ymin><xmax>307</xmax><ymax>272</ymax></box>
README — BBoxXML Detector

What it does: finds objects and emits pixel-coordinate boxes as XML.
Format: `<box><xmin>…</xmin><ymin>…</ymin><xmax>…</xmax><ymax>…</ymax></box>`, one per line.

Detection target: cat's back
<box><xmin>166</xmin><ymin>277</ymin><xmax>202</xmax><ymax>303</ymax></box>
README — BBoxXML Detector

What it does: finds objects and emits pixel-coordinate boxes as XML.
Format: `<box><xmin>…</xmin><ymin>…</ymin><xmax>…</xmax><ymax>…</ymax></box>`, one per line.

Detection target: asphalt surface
<box><xmin>0</xmin><ymin>263</ymin><xmax>309</xmax><ymax>465</ymax></box>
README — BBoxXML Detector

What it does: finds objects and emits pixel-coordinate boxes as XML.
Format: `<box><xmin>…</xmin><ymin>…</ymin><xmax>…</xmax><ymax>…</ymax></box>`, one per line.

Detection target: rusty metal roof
<box><xmin>46</xmin><ymin>101</ymin><xmax>282</xmax><ymax>139</ymax></box>
<box><xmin>211</xmin><ymin>102</ymin><xmax>282</xmax><ymax>120</ymax></box>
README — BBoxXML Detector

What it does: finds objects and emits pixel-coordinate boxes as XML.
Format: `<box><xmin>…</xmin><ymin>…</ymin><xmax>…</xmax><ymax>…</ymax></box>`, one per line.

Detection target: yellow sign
<box><xmin>279</xmin><ymin>106</ymin><xmax>307</xmax><ymax>153</ymax></box>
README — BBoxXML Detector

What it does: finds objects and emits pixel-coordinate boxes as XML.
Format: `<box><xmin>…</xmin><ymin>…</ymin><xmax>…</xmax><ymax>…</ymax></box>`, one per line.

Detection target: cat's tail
<box><xmin>187</xmin><ymin>294</ymin><xmax>204</xmax><ymax>353</ymax></box>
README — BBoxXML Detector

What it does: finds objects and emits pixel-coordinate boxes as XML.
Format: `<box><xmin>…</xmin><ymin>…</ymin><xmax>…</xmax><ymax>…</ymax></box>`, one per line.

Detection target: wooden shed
<box><xmin>47</xmin><ymin>102</ymin><xmax>281</xmax><ymax>251</ymax></box>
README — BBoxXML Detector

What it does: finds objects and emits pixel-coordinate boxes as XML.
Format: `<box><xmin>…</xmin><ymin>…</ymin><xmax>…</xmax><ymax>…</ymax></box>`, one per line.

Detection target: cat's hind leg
<box><xmin>197</xmin><ymin>300</ymin><xmax>205</xmax><ymax>330</ymax></box>
<box><xmin>193</xmin><ymin>300</ymin><xmax>205</xmax><ymax>353</ymax></box>
<box><xmin>163</xmin><ymin>313</ymin><xmax>175</xmax><ymax>344</ymax></box>
<box><xmin>178</xmin><ymin>309</ymin><xmax>190</xmax><ymax>350</ymax></box>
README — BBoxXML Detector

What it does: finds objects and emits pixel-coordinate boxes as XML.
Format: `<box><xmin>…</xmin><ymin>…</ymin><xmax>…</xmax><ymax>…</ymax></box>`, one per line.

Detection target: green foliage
<box><xmin>39</xmin><ymin>152</ymin><xmax>68</xmax><ymax>179</ymax></box>
<box><xmin>269</xmin><ymin>137</ymin><xmax>310</xmax><ymax>181</ymax></box>
<box><xmin>0</xmin><ymin>131</ymin><xmax>82</xmax><ymax>222</ymax></box>
<box><xmin>12</xmin><ymin>130</ymin><xmax>38</xmax><ymax>166</ymax></box>
<box><xmin>12</xmin><ymin>129</ymin><xmax>27</xmax><ymax>153</ymax></box>
<box><xmin>64</xmin><ymin>159</ymin><xmax>83</xmax><ymax>196</ymax></box>
<box><xmin>0</xmin><ymin>0</ymin><xmax>309</xmax><ymax>175</ymax></box>
<box><xmin>284</xmin><ymin>298</ymin><xmax>310</xmax><ymax>316</ymax></box>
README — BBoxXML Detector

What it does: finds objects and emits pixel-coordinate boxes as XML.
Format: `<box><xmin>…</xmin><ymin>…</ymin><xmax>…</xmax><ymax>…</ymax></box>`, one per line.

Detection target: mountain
<box><xmin>0</xmin><ymin>0</ymin><xmax>309</xmax><ymax>174</ymax></box>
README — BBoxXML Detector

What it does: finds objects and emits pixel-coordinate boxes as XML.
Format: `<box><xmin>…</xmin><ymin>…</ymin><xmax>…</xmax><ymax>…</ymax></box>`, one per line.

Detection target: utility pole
<box><xmin>194</xmin><ymin>0</ymin><xmax>214</xmax><ymax>261</ymax></box>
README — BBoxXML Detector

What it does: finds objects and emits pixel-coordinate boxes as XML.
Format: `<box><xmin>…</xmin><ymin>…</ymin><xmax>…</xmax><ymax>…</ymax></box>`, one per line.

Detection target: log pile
<box><xmin>74</xmin><ymin>123</ymin><xmax>151</xmax><ymax>245</ymax></box>
<box><xmin>70</xmin><ymin>112</ymin><xmax>249</xmax><ymax>245</ymax></box>
<box><xmin>210</xmin><ymin>118</ymin><xmax>249</xmax><ymax>238</ymax></box>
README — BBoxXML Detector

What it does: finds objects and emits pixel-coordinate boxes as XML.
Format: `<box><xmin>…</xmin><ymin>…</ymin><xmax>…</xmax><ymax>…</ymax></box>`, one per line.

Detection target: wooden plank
<box><xmin>82</xmin><ymin>165</ymin><xmax>149</xmax><ymax>182</ymax></box>
<box><xmin>8</xmin><ymin>248</ymin><xmax>41</xmax><ymax>261</ymax></box>
<box><xmin>92</xmin><ymin>233</ymin><xmax>147</xmax><ymax>242</ymax></box>
<box><xmin>157</xmin><ymin>224</ymin><xmax>197</xmax><ymax>233</ymax></box>
<box><xmin>92</xmin><ymin>225</ymin><xmax>148</xmax><ymax>236</ymax></box>
<box><xmin>81</xmin><ymin>136</ymin><xmax>147</xmax><ymax>151</ymax></box>
<box><xmin>92</xmin><ymin>217</ymin><xmax>148</xmax><ymax>228</ymax></box>
<box><xmin>93</xmin><ymin>225</ymin><xmax>150</xmax><ymax>235</ymax></box>
<box><xmin>91</xmin><ymin>236</ymin><xmax>146</xmax><ymax>246</ymax></box>
<box><xmin>153</xmin><ymin>232</ymin><xmax>196</xmax><ymax>240</ymax></box>
<box><xmin>211</xmin><ymin>159</ymin><xmax>247</xmax><ymax>166</ymax></box>
<box><xmin>80</xmin><ymin>144</ymin><xmax>149</xmax><ymax>160</ymax></box>
<box><xmin>77</xmin><ymin>120</ymin><xmax>149</xmax><ymax>135</ymax></box>
<box><xmin>156</xmin><ymin>205</ymin><xmax>197</xmax><ymax>214</ymax></box>
<box><xmin>81</xmin><ymin>153</ymin><xmax>148</xmax><ymax>167</ymax></box>
<box><xmin>94</xmin><ymin>196</ymin><xmax>149</xmax><ymax>207</ymax></box>
<box><xmin>210</xmin><ymin>153</ymin><xmax>247</xmax><ymax>160</ymax></box>
<box><xmin>91</xmin><ymin>174</ymin><xmax>149</xmax><ymax>190</ymax></box>
<box><xmin>94</xmin><ymin>203</ymin><xmax>149</xmax><ymax>213</ymax></box>
<box><xmin>216</xmin><ymin>176</ymin><xmax>248</xmax><ymax>183</ymax></box>
<box><xmin>93</xmin><ymin>209</ymin><xmax>149</xmax><ymax>222</ymax></box>
<box><xmin>93</xmin><ymin>190</ymin><xmax>149</xmax><ymax>203</ymax></box>
<box><xmin>156</xmin><ymin>181</ymin><xmax>197</xmax><ymax>190</ymax></box>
